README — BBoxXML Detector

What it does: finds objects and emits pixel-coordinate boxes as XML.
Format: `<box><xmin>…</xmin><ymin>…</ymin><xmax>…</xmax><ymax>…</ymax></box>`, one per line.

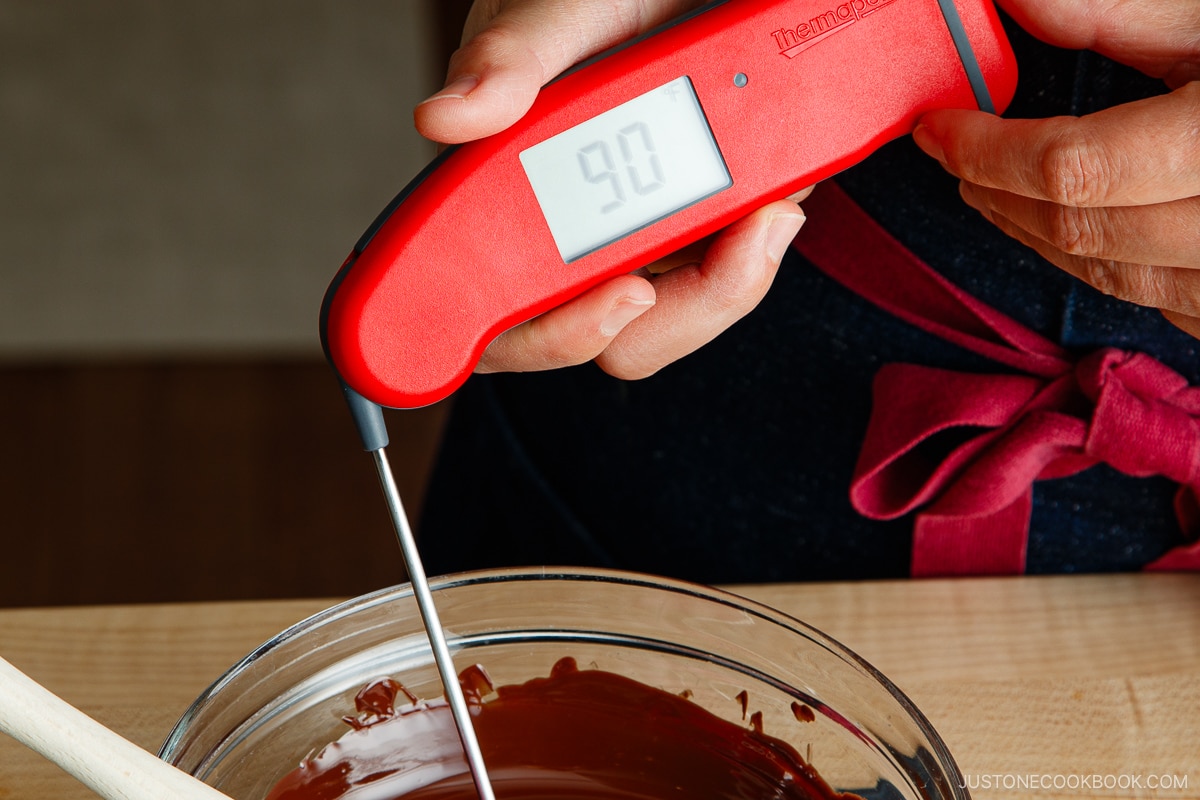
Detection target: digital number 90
<box><xmin>577</xmin><ymin>122</ymin><xmax>665</xmax><ymax>213</ymax></box>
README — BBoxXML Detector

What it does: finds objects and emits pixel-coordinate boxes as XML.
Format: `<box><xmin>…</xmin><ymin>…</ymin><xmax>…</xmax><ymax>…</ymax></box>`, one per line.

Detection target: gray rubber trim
<box><xmin>934</xmin><ymin>0</ymin><xmax>995</xmax><ymax>113</ymax></box>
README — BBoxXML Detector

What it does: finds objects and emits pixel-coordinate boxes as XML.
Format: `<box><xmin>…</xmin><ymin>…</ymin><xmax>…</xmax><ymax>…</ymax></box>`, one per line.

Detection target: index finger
<box><xmin>996</xmin><ymin>0</ymin><xmax>1200</xmax><ymax>86</ymax></box>
<box><xmin>915</xmin><ymin>81</ymin><xmax>1200</xmax><ymax>207</ymax></box>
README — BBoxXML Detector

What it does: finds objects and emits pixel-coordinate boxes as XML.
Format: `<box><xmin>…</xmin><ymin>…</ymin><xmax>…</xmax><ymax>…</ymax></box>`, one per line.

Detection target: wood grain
<box><xmin>1</xmin><ymin>575</ymin><xmax>1196</xmax><ymax>800</ymax></box>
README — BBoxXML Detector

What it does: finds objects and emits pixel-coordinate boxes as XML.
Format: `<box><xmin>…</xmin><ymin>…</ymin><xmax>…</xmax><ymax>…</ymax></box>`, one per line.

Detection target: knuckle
<box><xmin>1039</xmin><ymin>129</ymin><xmax>1118</xmax><ymax>208</ymax></box>
<box><xmin>1078</xmin><ymin>259</ymin><xmax>1123</xmax><ymax>300</ymax></box>
<box><xmin>466</xmin><ymin>24</ymin><xmax>546</xmax><ymax>81</ymax></box>
<box><xmin>705</xmin><ymin>254</ymin><xmax>775</xmax><ymax>317</ymax></box>
<box><xmin>595</xmin><ymin>346</ymin><xmax>663</xmax><ymax>381</ymax></box>
<box><xmin>463</xmin><ymin>24</ymin><xmax>516</xmax><ymax>57</ymax></box>
<box><xmin>704</xmin><ymin>280</ymin><xmax>753</xmax><ymax>317</ymax></box>
<box><xmin>1078</xmin><ymin>259</ymin><xmax>1174</xmax><ymax>309</ymax></box>
<box><xmin>535</xmin><ymin>332</ymin><xmax>594</xmax><ymax>369</ymax></box>
<box><xmin>607</xmin><ymin>2</ymin><xmax>647</xmax><ymax>36</ymax></box>
<box><xmin>1045</xmin><ymin>205</ymin><xmax>1107</xmax><ymax>258</ymax></box>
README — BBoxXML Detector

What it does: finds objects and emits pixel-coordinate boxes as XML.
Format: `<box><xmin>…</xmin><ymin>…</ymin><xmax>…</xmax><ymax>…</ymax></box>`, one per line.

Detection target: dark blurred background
<box><xmin>1</xmin><ymin>0</ymin><xmax>474</xmax><ymax>607</ymax></box>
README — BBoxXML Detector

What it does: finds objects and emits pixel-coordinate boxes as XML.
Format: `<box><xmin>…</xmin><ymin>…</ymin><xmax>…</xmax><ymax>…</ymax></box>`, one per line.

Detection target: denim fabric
<box><xmin>419</xmin><ymin>17</ymin><xmax>1197</xmax><ymax>582</ymax></box>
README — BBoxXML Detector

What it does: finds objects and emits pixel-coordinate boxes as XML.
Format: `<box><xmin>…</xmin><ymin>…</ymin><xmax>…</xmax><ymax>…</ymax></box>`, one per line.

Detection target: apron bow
<box><xmin>794</xmin><ymin>182</ymin><xmax>1200</xmax><ymax>575</ymax></box>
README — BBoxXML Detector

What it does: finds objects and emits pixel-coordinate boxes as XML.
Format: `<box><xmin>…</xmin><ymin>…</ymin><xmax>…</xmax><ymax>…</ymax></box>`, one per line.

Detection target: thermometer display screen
<box><xmin>520</xmin><ymin>77</ymin><xmax>731</xmax><ymax>263</ymax></box>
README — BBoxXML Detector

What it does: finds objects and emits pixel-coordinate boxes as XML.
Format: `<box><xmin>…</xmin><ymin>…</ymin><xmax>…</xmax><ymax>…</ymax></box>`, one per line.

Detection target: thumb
<box><xmin>414</xmin><ymin>1</ymin><xmax>702</xmax><ymax>144</ymax></box>
<box><xmin>413</xmin><ymin>25</ymin><xmax>544</xmax><ymax>144</ymax></box>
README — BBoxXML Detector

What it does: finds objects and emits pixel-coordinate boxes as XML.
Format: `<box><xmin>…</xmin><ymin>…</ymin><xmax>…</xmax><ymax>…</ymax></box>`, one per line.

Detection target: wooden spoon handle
<box><xmin>0</xmin><ymin>655</ymin><xmax>234</xmax><ymax>800</ymax></box>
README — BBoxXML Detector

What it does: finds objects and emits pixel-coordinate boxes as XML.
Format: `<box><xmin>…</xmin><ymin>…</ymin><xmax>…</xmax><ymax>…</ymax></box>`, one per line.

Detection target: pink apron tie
<box><xmin>792</xmin><ymin>182</ymin><xmax>1200</xmax><ymax>576</ymax></box>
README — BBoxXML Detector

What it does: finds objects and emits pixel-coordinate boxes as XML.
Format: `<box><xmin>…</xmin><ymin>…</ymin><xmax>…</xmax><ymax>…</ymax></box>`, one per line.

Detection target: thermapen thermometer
<box><xmin>321</xmin><ymin>1</ymin><xmax>1016</xmax><ymax>798</ymax></box>
<box><xmin>322</xmin><ymin>0</ymin><xmax>1016</xmax><ymax>411</ymax></box>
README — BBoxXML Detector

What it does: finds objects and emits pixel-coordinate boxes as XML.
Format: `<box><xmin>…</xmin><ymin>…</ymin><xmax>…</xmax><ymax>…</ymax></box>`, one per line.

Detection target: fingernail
<box><xmin>419</xmin><ymin>74</ymin><xmax>479</xmax><ymax>105</ymax></box>
<box><xmin>600</xmin><ymin>297</ymin><xmax>654</xmax><ymax>337</ymax></box>
<box><xmin>912</xmin><ymin>124</ymin><xmax>945</xmax><ymax>162</ymax></box>
<box><xmin>766</xmin><ymin>210</ymin><xmax>806</xmax><ymax>263</ymax></box>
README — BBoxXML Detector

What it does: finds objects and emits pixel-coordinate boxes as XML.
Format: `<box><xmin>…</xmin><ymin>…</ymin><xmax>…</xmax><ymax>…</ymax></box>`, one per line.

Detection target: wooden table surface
<box><xmin>1</xmin><ymin>573</ymin><xmax>1197</xmax><ymax>799</ymax></box>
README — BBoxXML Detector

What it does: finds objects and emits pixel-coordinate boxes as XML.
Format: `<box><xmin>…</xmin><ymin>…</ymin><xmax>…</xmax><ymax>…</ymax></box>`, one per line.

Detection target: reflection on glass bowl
<box><xmin>160</xmin><ymin>568</ymin><xmax>968</xmax><ymax>800</ymax></box>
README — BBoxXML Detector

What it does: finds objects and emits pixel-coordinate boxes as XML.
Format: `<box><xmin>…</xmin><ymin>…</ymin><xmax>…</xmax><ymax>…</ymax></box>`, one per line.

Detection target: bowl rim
<box><xmin>158</xmin><ymin>566</ymin><xmax>967</xmax><ymax>799</ymax></box>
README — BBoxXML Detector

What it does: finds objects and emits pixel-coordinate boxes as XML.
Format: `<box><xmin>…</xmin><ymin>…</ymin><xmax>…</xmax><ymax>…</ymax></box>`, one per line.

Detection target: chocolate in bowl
<box><xmin>159</xmin><ymin>568</ymin><xmax>969</xmax><ymax>800</ymax></box>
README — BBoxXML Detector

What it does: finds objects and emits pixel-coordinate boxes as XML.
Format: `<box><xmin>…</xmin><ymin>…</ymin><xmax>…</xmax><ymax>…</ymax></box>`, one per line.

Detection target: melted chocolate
<box><xmin>266</xmin><ymin>657</ymin><xmax>859</xmax><ymax>800</ymax></box>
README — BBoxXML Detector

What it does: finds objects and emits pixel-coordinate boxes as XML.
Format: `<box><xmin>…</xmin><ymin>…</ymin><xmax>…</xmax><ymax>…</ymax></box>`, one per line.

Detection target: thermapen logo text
<box><xmin>771</xmin><ymin>0</ymin><xmax>903</xmax><ymax>58</ymax></box>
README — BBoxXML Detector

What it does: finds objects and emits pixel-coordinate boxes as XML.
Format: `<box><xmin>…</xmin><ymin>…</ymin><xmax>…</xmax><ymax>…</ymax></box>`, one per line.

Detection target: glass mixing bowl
<box><xmin>160</xmin><ymin>568</ymin><xmax>968</xmax><ymax>800</ymax></box>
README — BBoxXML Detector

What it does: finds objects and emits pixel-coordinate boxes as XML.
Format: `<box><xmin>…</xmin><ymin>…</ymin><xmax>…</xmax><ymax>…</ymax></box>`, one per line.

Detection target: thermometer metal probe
<box><xmin>372</xmin><ymin>449</ymin><xmax>494</xmax><ymax>800</ymax></box>
<box><xmin>343</xmin><ymin>391</ymin><xmax>496</xmax><ymax>800</ymax></box>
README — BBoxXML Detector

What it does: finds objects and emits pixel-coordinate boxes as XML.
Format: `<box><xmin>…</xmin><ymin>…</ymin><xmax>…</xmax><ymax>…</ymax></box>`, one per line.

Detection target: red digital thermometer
<box><xmin>322</xmin><ymin>0</ymin><xmax>1018</xmax><ymax>411</ymax></box>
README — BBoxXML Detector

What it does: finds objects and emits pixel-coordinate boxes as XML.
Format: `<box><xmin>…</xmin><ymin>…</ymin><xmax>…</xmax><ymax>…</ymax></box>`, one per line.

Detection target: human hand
<box><xmin>414</xmin><ymin>0</ymin><xmax>808</xmax><ymax>379</ymax></box>
<box><xmin>912</xmin><ymin>0</ymin><xmax>1200</xmax><ymax>338</ymax></box>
